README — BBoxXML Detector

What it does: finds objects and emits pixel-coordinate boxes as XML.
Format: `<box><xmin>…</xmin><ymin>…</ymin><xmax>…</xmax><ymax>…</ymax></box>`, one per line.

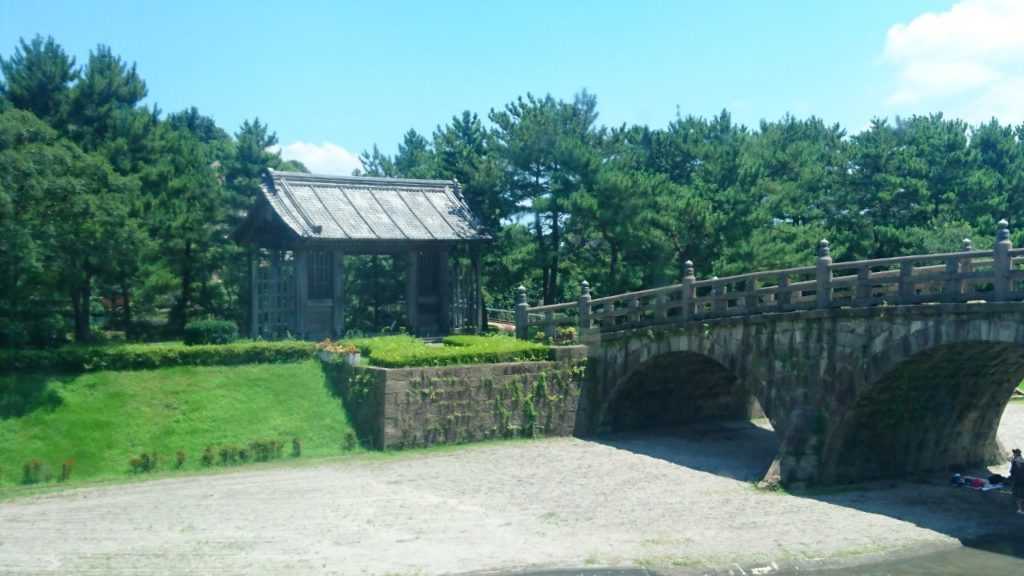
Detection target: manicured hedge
<box><xmin>0</xmin><ymin>340</ymin><xmax>318</xmax><ymax>373</ymax></box>
<box><xmin>329</xmin><ymin>334</ymin><xmax>550</xmax><ymax>368</ymax></box>
<box><xmin>183</xmin><ymin>320</ymin><xmax>239</xmax><ymax>346</ymax></box>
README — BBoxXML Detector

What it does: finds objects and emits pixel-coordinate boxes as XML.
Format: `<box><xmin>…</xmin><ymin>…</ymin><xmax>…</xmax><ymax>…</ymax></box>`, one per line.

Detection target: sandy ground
<box><xmin>2</xmin><ymin>406</ymin><xmax>1024</xmax><ymax>576</ymax></box>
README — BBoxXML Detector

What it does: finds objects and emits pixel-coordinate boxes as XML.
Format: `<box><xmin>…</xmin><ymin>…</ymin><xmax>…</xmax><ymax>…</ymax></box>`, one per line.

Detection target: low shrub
<box><xmin>219</xmin><ymin>445</ymin><xmax>239</xmax><ymax>465</ymax></box>
<box><xmin>175</xmin><ymin>450</ymin><xmax>187</xmax><ymax>469</ymax></box>
<box><xmin>343</xmin><ymin>430</ymin><xmax>357</xmax><ymax>450</ymax></box>
<box><xmin>0</xmin><ymin>340</ymin><xmax>318</xmax><ymax>373</ymax></box>
<box><xmin>22</xmin><ymin>459</ymin><xmax>43</xmax><ymax>484</ymax></box>
<box><xmin>375</xmin><ymin>335</ymin><xmax>548</xmax><ymax>367</ymax></box>
<box><xmin>319</xmin><ymin>334</ymin><xmax>549</xmax><ymax>369</ymax></box>
<box><xmin>200</xmin><ymin>445</ymin><xmax>215</xmax><ymax>467</ymax></box>
<box><xmin>183</xmin><ymin>320</ymin><xmax>239</xmax><ymax>346</ymax></box>
<box><xmin>292</xmin><ymin>437</ymin><xmax>302</xmax><ymax>457</ymax></box>
<box><xmin>61</xmin><ymin>458</ymin><xmax>74</xmax><ymax>482</ymax></box>
<box><xmin>130</xmin><ymin>452</ymin><xmax>160</xmax><ymax>473</ymax></box>
<box><xmin>249</xmin><ymin>439</ymin><xmax>284</xmax><ymax>462</ymax></box>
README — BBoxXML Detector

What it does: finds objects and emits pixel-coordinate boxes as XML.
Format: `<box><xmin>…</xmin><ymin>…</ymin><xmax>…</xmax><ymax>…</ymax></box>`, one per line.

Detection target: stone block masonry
<box><xmin>326</xmin><ymin>346</ymin><xmax>587</xmax><ymax>450</ymax></box>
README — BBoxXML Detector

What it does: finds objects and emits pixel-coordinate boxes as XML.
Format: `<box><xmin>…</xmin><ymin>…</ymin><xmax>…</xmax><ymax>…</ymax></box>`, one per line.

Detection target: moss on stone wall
<box><xmin>323</xmin><ymin>349</ymin><xmax>587</xmax><ymax>450</ymax></box>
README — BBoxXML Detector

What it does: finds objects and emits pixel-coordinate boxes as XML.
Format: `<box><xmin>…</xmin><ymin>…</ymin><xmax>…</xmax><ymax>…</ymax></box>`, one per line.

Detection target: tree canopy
<box><xmin>4</xmin><ymin>34</ymin><xmax>1024</xmax><ymax>345</ymax></box>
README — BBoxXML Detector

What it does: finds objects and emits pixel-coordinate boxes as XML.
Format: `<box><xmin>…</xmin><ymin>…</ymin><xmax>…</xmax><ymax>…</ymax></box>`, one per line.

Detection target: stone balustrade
<box><xmin>516</xmin><ymin>219</ymin><xmax>1024</xmax><ymax>340</ymax></box>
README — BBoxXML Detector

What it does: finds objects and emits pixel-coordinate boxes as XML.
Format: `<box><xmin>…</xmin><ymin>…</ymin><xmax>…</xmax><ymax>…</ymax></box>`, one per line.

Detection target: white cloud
<box><xmin>883</xmin><ymin>0</ymin><xmax>1024</xmax><ymax>123</ymax></box>
<box><xmin>273</xmin><ymin>141</ymin><xmax>363</xmax><ymax>176</ymax></box>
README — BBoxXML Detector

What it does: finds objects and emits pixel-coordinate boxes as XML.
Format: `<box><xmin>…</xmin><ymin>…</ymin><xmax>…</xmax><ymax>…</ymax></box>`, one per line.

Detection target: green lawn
<box><xmin>0</xmin><ymin>361</ymin><xmax>353</xmax><ymax>489</ymax></box>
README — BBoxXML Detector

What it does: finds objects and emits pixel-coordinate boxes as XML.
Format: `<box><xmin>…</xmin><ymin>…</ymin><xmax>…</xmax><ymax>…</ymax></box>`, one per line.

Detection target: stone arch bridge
<box><xmin>516</xmin><ymin>221</ymin><xmax>1024</xmax><ymax>486</ymax></box>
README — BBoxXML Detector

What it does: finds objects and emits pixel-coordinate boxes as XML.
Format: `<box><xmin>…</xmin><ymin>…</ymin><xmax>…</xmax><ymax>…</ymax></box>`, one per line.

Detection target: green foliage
<box><xmin>327</xmin><ymin>334</ymin><xmax>549</xmax><ymax>368</ymax></box>
<box><xmin>0</xmin><ymin>340</ymin><xmax>316</xmax><ymax>373</ymax></box>
<box><xmin>182</xmin><ymin>320</ymin><xmax>239</xmax><ymax>346</ymax></box>
<box><xmin>7</xmin><ymin>34</ymin><xmax>1024</xmax><ymax>351</ymax></box>
<box><xmin>0</xmin><ymin>35</ymin><xmax>77</xmax><ymax>123</ymax></box>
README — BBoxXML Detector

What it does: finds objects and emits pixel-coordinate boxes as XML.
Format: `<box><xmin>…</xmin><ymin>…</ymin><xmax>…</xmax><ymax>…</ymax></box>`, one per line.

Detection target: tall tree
<box><xmin>0</xmin><ymin>109</ymin><xmax>140</xmax><ymax>343</ymax></box>
<box><xmin>0</xmin><ymin>35</ymin><xmax>77</xmax><ymax>125</ymax></box>
<box><xmin>434</xmin><ymin>111</ymin><xmax>509</xmax><ymax>231</ymax></box>
<box><xmin>490</xmin><ymin>91</ymin><xmax>601</xmax><ymax>304</ymax></box>
<box><xmin>224</xmin><ymin>117</ymin><xmax>281</xmax><ymax>215</ymax></box>
<box><xmin>65</xmin><ymin>45</ymin><xmax>147</xmax><ymax>150</ymax></box>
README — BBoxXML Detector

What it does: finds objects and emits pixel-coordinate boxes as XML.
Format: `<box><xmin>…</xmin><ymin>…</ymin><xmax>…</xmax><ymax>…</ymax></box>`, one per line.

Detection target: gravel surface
<box><xmin>2</xmin><ymin>404</ymin><xmax>1024</xmax><ymax>576</ymax></box>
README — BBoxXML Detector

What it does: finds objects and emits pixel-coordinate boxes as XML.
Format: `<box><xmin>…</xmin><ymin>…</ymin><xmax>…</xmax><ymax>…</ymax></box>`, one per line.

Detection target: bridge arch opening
<box><xmin>822</xmin><ymin>342</ymin><xmax>1024</xmax><ymax>484</ymax></box>
<box><xmin>598</xmin><ymin>351</ymin><xmax>763</xmax><ymax>434</ymax></box>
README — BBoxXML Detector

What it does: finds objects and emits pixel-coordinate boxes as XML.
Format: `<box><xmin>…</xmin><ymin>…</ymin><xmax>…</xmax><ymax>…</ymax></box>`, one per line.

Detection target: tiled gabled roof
<box><xmin>260</xmin><ymin>169</ymin><xmax>492</xmax><ymax>242</ymax></box>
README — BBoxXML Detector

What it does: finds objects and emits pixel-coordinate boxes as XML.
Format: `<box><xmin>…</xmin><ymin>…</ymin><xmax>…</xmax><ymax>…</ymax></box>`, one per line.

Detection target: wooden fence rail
<box><xmin>514</xmin><ymin>219</ymin><xmax>1024</xmax><ymax>340</ymax></box>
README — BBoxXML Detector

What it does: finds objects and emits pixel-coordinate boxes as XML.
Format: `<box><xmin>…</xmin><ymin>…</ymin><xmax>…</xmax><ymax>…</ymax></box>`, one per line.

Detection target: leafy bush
<box><xmin>130</xmin><ymin>452</ymin><xmax>160</xmax><ymax>473</ymax></box>
<box><xmin>0</xmin><ymin>340</ymin><xmax>318</xmax><ymax>373</ymax></box>
<box><xmin>320</xmin><ymin>334</ymin><xmax>550</xmax><ymax>368</ymax></box>
<box><xmin>183</xmin><ymin>320</ymin><xmax>239</xmax><ymax>346</ymax></box>
<box><xmin>201</xmin><ymin>445</ymin><xmax>215</xmax><ymax>467</ymax></box>
<box><xmin>22</xmin><ymin>459</ymin><xmax>43</xmax><ymax>484</ymax></box>
<box><xmin>249</xmin><ymin>439</ymin><xmax>284</xmax><ymax>462</ymax></box>
<box><xmin>61</xmin><ymin>458</ymin><xmax>74</xmax><ymax>482</ymax></box>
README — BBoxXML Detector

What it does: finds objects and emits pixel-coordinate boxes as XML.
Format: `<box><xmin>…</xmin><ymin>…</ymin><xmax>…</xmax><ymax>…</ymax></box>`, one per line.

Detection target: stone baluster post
<box><xmin>898</xmin><ymin>261</ymin><xmax>914</xmax><ymax>303</ymax></box>
<box><xmin>712</xmin><ymin>276</ymin><xmax>726</xmax><ymax>314</ymax></box>
<box><xmin>994</xmin><ymin>219</ymin><xmax>1012</xmax><ymax>301</ymax></box>
<box><xmin>944</xmin><ymin>254</ymin><xmax>959</xmax><ymax>302</ymax></box>
<box><xmin>654</xmin><ymin>290</ymin><xmax>667</xmax><ymax>321</ymax></box>
<box><xmin>744</xmin><ymin>278</ymin><xmax>758</xmax><ymax>310</ymax></box>
<box><xmin>578</xmin><ymin>280</ymin><xmax>592</xmax><ymax>334</ymax></box>
<box><xmin>544</xmin><ymin>310</ymin><xmax>556</xmax><ymax>340</ymax></box>
<box><xmin>959</xmin><ymin>238</ymin><xmax>973</xmax><ymax>297</ymax></box>
<box><xmin>681</xmin><ymin>261</ymin><xmax>696</xmax><ymax>321</ymax></box>
<box><xmin>777</xmin><ymin>272</ymin><xmax>790</xmax><ymax>311</ymax></box>
<box><xmin>855</xmin><ymin>266</ymin><xmax>870</xmax><ymax>301</ymax></box>
<box><xmin>514</xmin><ymin>285</ymin><xmax>528</xmax><ymax>340</ymax></box>
<box><xmin>628</xmin><ymin>297</ymin><xmax>641</xmax><ymax>325</ymax></box>
<box><xmin>816</xmin><ymin>239</ymin><xmax>832</xmax><ymax>309</ymax></box>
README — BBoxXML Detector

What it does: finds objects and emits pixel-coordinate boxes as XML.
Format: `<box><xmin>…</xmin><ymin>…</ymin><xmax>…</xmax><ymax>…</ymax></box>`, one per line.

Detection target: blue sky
<box><xmin>3</xmin><ymin>0</ymin><xmax>1022</xmax><ymax>174</ymax></box>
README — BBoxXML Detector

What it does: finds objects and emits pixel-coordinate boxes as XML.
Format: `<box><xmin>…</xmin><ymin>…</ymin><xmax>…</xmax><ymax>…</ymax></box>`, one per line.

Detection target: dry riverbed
<box><xmin>3</xmin><ymin>405</ymin><xmax>1024</xmax><ymax>576</ymax></box>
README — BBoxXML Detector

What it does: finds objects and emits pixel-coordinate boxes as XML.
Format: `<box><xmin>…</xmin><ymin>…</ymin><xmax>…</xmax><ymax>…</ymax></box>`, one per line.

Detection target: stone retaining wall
<box><xmin>326</xmin><ymin>347</ymin><xmax>587</xmax><ymax>450</ymax></box>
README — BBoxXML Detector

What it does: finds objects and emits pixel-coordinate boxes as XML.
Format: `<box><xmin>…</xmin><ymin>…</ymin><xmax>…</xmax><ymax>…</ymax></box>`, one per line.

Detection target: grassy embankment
<box><xmin>0</xmin><ymin>334</ymin><xmax>552</xmax><ymax>493</ymax></box>
<box><xmin>0</xmin><ymin>360</ymin><xmax>351</xmax><ymax>491</ymax></box>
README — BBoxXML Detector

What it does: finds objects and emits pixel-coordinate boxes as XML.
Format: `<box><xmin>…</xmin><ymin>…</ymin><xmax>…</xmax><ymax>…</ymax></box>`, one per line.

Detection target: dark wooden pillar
<box><xmin>268</xmin><ymin>251</ymin><xmax>279</xmax><ymax>335</ymax></box>
<box><xmin>438</xmin><ymin>248</ymin><xmax>451</xmax><ymax>333</ymax></box>
<box><xmin>332</xmin><ymin>250</ymin><xmax>346</xmax><ymax>337</ymax></box>
<box><xmin>294</xmin><ymin>248</ymin><xmax>308</xmax><ymax>338</ymax></box>
<box><xmin>405</xmin><ymin>250</ymin><xmax>419</xmax><ymax>334</ymax></box>
<box><xmin>249</xmin><ymin>250</ymin><xmax>259</xmax><ymax>338</ymax></box>
<box><xmin>471</xmin><ymin>246</ymin><xmax>484</xmax><ymax>330</ymax></box>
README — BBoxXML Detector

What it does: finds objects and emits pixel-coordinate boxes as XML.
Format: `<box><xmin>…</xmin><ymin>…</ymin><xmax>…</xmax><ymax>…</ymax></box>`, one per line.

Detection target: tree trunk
<box><xmin>178</xmin><ymin>240</ymin><xmax>194</xmax><ymax>332</ymax></box>
<box><xmin>121</xmin><ymin>282</ymin><xmax>133</xmax><ymax>339</ymax></box>
<box><xmin>547</xmin><ymin>207</ymin><xmax>560</xmax><ymax>305</ymax></box>
<box><xmin>72</xmin><ymin>276</ymin><xmax>92</xmax><ymax>343</ymax></box>
<box><xmin>609</xmin><ymin>240</ymin><xmax>619</xmax><ymax>288</ymax></box>
<box><xmin>372</xmin><ymin>255</ymin><xmax>380</xmax><ymax>328</ymax></box>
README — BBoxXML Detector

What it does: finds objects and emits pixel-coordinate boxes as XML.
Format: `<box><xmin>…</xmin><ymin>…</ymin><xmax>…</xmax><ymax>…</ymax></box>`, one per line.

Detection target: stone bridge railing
<box><xmin>515</xmin><ymin>219</ymin><xmax>1024</xmax><ymax>340</ymax></box>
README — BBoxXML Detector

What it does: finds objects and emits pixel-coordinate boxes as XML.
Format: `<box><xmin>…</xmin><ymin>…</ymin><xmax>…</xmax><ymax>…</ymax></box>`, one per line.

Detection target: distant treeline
<box><xmin>3</xmin><ymin>35</ymin><xmax>1023</xmax><ymax>347</ymax></box>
